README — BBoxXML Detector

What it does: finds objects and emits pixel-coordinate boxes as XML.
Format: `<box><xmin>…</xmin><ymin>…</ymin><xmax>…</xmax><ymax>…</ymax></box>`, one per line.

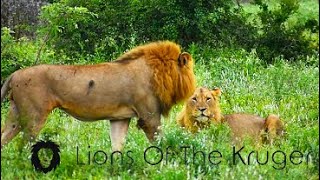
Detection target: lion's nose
<box><xmin>198</xmin><ymin>107</ymin><xmax>206</xmax><ymax>112</ymax></box>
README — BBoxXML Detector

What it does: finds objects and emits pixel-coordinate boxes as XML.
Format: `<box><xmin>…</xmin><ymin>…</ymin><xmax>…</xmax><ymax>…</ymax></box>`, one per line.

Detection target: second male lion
<box><xmin>1</xmin><ymin>41</ymin><xmax>196</xmax><ymax>151</ymax></box>
<box><xmin>177</xmin><ymin>87</ymin><xmax>284</xmax><ymax>144</ymax></box>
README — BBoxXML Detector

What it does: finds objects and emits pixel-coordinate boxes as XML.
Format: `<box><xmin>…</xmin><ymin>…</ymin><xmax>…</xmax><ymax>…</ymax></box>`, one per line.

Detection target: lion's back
<box><xmin>10</xmin><ymin>65</ymin><xmax>54</xmax><ymax>87</ymax></box>
<box><xmin>224</xmin><ymin>113</ymin><xmax>265</xmax><ymax>139</ymax></box>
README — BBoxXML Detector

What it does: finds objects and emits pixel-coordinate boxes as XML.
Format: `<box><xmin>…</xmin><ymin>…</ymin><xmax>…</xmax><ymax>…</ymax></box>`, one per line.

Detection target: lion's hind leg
<box><xmin>264</xmin><ymin>114</ymin><xmax>285</xmax><ymax>144</ymax></box>
<box><xmin>1</xmin><ymin>100</ymin><xmax>22</xmax><ymax>149</ymax></box>
<box><xmin>8</xmin><ymin>97</ymin><xmax>55</xmax><ymax>150</ymax></box>
<box><xmin>20</xmin><ymin>106</ymin><xmax>53</xmax><ymax>144</ymax></box>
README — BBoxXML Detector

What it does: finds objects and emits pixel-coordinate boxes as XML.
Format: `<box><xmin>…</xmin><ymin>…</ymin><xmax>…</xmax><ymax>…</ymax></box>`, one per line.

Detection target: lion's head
<box><xmin>116</xmin><ymin>41</ymin><xmax>196</xmax><ymax>116</ymax></box>
<box><xmin>186</xmin><ymin>87</ymin><xmax>222</xmax><ymax>123</ymax></box>
<box><xmin>177</xmin><ymin>87</ymin><xmax>221</xmax><ymax>133</ymax></box>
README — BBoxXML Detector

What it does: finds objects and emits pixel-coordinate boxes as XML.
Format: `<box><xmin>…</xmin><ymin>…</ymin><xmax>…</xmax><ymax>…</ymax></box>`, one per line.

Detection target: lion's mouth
<box><xmin>195</xmin><ymin>113</ymin><xmax>215</xmax><ymax>123</ymax></box>
<box><xmin>195</xmin><ymin>115</ymin><xmax>209</xmax><ymax>122</ymax></box>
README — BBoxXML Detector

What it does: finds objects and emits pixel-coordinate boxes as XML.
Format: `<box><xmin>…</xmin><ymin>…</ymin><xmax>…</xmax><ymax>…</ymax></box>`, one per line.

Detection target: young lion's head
<box><xmin>177</xmin><ymin>87</ymin><xmax>222</xmax><ymax>133</ymax></box>
<box><xmin>186</xmin><ymin>87</ymin><xmax>222</xmax><ymax>124</ymax></box>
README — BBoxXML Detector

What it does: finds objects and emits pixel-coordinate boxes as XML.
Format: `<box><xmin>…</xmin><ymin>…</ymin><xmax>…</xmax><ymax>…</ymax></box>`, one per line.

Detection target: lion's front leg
<box><xmin>135</xmin><ymin>95</ymin><xmax>162</xmax><ymax>142</ymax></box>
<box><xmin>137</xmin><ymin>113</ymin><xmax>162</xmax><ymax>142</ymax></box>
<box><xmin>110</xmin><ymin>119</ymin><xmax>130</xmax><ymax>152</ymax></box>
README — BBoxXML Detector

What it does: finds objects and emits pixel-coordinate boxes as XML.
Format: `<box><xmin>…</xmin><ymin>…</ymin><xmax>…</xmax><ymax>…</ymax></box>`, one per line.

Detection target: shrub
<box><xmin>250</xmin><ymin>0</ymin><xmax>319</xmax><ymax>62</ymax></box>
<box><xmin>38</xmin><ymin>0</ymin><xmax>255</xmax><ymax>60</ymax></box>
<box><xmin>1</xmin><ymin>27</ymin><xmax>36</xmax><ymax>82</ymax></box>
<box><xmin>38</xmin><ymin>2</ymin><xmax>98</xmax><ymax>59</ymax></box>
<box><xmin>34</xmin><ymin>0</ymin><xmax>320</xmax><ymax>62</ymax></box>
<box><xmin>1</xmin><ymin>27</ymin><xmax>54</xmax><ymax>83</ymax></box>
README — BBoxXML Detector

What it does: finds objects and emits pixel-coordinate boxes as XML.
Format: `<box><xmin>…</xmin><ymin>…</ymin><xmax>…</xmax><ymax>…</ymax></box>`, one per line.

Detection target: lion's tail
<box><xmin>1</xmin><ymin>74</ymin><xmax>13</xmax><ymax>103</ymax></box>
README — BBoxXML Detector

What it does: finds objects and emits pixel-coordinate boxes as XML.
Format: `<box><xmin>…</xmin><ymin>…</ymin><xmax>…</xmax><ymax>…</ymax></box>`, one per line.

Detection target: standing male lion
<box><xmin>1</xmin><ymin>41</ymin><xmax>196</xmax><ymax>151</ymax></box>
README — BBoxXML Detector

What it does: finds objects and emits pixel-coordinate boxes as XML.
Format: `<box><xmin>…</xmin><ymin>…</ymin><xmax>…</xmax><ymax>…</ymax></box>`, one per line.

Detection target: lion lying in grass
<box><xmin>177</xmin><ymin>87</ymin><xmax>284</xmax><ymax>144</ymax></box>
<box><xmin>1</xmin><ymin>41</ymin><xmax>196</xmax><ymax>151</ymax></box>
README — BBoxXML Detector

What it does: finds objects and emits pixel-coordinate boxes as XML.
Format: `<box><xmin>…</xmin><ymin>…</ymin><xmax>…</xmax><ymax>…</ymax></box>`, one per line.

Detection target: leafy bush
<box><xmin>38</xmin><ymin>0</ymin><xmax>318</xmax><ymax>63</ymax></box>
<box><xmin>1</xmin><ymin>27</ymin><xmax>37</xmax><ymax>82</ymax></box>
<box><xmin>38</xmin><ymin>3</ymin><xmax>98</xmax><ymax>58</ymax></box>
<box><xmin>1</xmin><ymin>27</ymin><xmax>54</xmax><ymax>82</ymax></box>
<box><xmin>38</xmin><ymin>0</ymin><xmax>256</xmax><ymax>60</ymax></box>
<box><xmin>5</xmin><ymin>0</ymin><xmax>316</xmax><ymax>64</ymax></box>
<box><xmin>250</xmin><ymin>0</ymin><xmax>319</xmax><ymax>62</ymax></box>
<box><xmin>133</xmin><ymin>0</ymin><xmax>254</xmax><ymax>48</ymax></box>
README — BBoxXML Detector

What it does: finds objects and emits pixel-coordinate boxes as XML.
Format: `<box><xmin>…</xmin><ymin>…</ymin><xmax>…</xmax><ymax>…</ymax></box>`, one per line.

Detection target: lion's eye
<box><xmin>206</xmin><ymin>97</ymin><xmax>212</xmax><ymax>102</ymax></box>
<box><xmin>192</xmin><ymin>97</ymin><xmax>197</xmax><ymax>102</ymax></box>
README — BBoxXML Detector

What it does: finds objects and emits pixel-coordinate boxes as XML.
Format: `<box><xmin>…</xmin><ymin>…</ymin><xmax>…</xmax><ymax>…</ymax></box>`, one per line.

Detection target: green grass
<box><xmin>1</xmin><ymin>47</ymin><xmax>319</xmax><ymax>179</ymax></box>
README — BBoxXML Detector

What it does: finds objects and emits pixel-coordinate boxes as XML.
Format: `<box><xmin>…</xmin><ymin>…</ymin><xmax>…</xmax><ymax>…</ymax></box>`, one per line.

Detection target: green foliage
<box><xmin>36</xmin><ymin>0</ymin><xmax>319</xmax><ymax>63</ymax></box>
<box><xmin>133</xmin><ymin>0</ymin><xmax>253</xmax><ymax>48</ymax></box>
<box><xmin>250</xmin><ymin>0</ymin><xmax>319</xmax><ymax>63</ymax></box>
<box><xmin>1</xmin><ymin>27</ymin><xmax>18</xmax><ymax>81</ymax></box>
<box><xmin>37</xmin><ymin>0</ymin><xmax>256</xmax><ymax>61</ymax></box>
<box><xmin>38</xmin><ymin>0</ymin><xmax>137</xmax><ymax>61</ymax></box>
<box><xmin>38</xmin><ymin>2</ymin><xmax>98</xmax><ymax>58</ymax></box>
<box><xmin>1</xmin><ymin>27</ymin><xmax>55</xmax><ymax>82</ymax></box>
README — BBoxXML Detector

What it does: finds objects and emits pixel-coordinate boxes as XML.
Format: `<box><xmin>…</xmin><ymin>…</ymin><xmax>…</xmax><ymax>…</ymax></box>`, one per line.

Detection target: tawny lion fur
<box><xmin>1</xmin><ymin>41</ymin><xmax>196</xmax><ymax>151</ymax></box>
<box><xmin>177</xmin><ymin>87</ymin><xmax>284</xmax><ymax>144</ymax></box>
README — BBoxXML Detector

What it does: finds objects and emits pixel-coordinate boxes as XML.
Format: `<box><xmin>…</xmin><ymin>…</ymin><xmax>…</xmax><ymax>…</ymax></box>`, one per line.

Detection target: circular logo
<box><xmin>31</xmin><ymin>140</ymin><xmax>60</xmax><ymax>173</ymax></box>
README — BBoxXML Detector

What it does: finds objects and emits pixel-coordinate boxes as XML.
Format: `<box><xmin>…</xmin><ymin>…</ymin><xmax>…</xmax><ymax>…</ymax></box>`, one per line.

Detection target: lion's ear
<box><xmin>211</xmin><ymin>88</ymin><xmax>221</xmax><ymax>97</ymax></box>
<box><xmin>178</xmin><ymin>52</ymin><xmax>192</xmax><ymax>67</ymax></box>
